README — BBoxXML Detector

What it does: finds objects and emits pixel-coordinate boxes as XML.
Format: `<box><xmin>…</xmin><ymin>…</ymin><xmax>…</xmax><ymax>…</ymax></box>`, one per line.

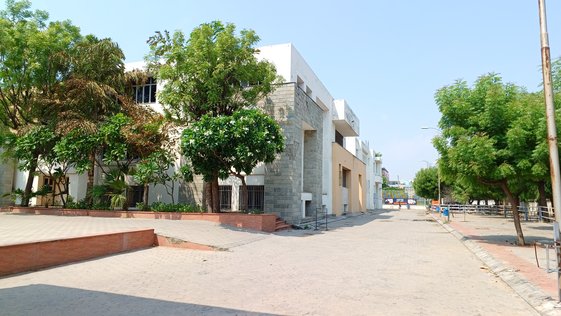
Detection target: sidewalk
<box><xmin>429</xmin><ymin>210</ymin><xmax>561</xmax><ymax>314</ymax></box>
<box><xmin>0</xmin><ymin>213</ymin><xmax>272</xmax><ymax>250</ymax></box>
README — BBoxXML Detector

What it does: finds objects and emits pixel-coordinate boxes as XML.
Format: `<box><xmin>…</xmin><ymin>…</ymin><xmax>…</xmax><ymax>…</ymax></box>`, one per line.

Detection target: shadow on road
<box><xmin>0</xmin><ymin>284</ymin><xmax>279</xmax><ymax>316</ymax></box>
<box><xmin>465</xmin><ymin>234</ymin><xmax>554</xmax><ymax>247</ymax></box>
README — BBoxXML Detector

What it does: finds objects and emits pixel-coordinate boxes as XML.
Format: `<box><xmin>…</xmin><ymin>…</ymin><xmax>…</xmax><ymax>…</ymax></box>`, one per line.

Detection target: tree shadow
<box><xmin>0</xmin><ymin>284</ymin><xmax>280</xmax><ymax>316</ymax></box>
<box><xmin>278</xmin><ymin>210</ymin><xmax>396</xmax><ymax>236</ymax></box>
<box><xmin>465</xmin><ymin>234</ymin><xmax>553</xmax><ymax>247</ymax></box>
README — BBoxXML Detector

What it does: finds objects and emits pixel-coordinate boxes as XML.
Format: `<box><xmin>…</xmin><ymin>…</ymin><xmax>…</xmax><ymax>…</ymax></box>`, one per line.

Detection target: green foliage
<box><xmin>434</xmin><ymin>74</ymin><xmax>524</xmax><ymax>189</ymax></box>
<box><xmin>382</xmin><ymin>176</ymin><xmax>389</xmax><ymax>189</ymax></box>
<box><xmin>150</xmin><ymin>202</ymin><xmax>203</xmax><ymax>213</ymax></box>
<box><xmin>11</xmin><ymin>126</ymin><xmax>57</xmax><ymax>171</ymax></box>
<box><xmin>181</xmin><ymin>108</ymin><xmax>284</xmax><ymax>182</ymax></box>
<box><xmin>551</xmin><ymin>56</ymin><xmax>561</xmax><ymax>93</ymax></box>
<box><xmin>110</xmin><ymin>193</ymin><xmax>127</xmax><ymax>210</ymax></box>
<box><xmin>0</xmin><ymin>0</ymin><xmax>81</xmax><ymax>130</ymax></box>
<box><xmin>433</xmin><ymin>73</ymin><xmax>552</xmax><ymax>245</ymax></box>
<box><xmin>147</xmin><ymin>20</ymin><xmax>279</xmax><ymax>122</ymax></box>
<box><xmin>65</xmin><ymin>197</ymin><xmax>91</xmax><ymax>210</ymax></box>
<box><xmin>53</xmin><ymin>129</ymin><xmax>95</xmax><ymax>173</ymax></box>
<box><xmin>413</xmin><ymin>167</ymin><xmax>439</xmax><ymax>200</ymax></box>
<box><xmin>135</xmin><ymin>202</ymin><xmax>149</xmax><ymax>211</ymax></box>
<box><xmin>133</xmin><ymin>149</ymin><xmax>174</xmax><ymax>187</ymax></box>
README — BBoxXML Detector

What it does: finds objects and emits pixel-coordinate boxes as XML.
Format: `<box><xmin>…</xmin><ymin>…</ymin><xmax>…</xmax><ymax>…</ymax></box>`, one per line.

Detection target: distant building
<box><xmin>382</xmin><ymin>168</ymin><xmax>389</xmax><ymax>183</ymax></box>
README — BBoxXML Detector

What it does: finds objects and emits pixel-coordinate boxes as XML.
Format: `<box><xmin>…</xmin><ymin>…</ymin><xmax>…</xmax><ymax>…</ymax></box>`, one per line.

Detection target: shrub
<box><xmin>150</xmin><ymin>202</ymin><xmax>204</xmax><ymax>213</ymax></box>
<box><xmin>65</xmin><ymin>198</ymin><xmax>91</xmax><ymax>210</ymax></box>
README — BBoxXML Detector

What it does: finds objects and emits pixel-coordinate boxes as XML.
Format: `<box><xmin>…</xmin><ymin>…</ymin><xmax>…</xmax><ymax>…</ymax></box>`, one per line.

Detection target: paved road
<box><xmin>0</xmin><ymin>209</ymin><xmax>540</xmax><ymax>315</ymax></box>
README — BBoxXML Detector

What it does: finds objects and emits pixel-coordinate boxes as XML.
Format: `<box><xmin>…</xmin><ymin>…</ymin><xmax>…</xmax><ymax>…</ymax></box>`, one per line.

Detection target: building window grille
<box><xmin>127</xmin><ymin>185</ymin><xmax>144</xmax><ymax>207</ymax></box>
<box><xmin>132</xmin><ymin>77</ymin><xmax>157</xmax><ymax>103</ymax></box>
<box><xmin>335</xmin><ymin>130</ymin><xmax>344</xmax><ymax>147</ymax></box>
<box><xmin>239</xmin><ymin>185</ymin><xmax>264</xmax><ymax>211</ymax></box>
<box><xmin>219</xmin><ymin>185</ymin><xmax>232</xmax><ymax>211</ymax></box>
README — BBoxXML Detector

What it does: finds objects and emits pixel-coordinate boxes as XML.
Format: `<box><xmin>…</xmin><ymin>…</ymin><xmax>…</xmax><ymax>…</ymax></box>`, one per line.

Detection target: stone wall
<box><xmin>0</xmin><ymin>156</ymin><xmax>15</xmax><ymax>206</ymax></box>
<box><xmin>260</xmin><ymin>83</ymin><xmax>324</xmax><ymax>224</ymax></box>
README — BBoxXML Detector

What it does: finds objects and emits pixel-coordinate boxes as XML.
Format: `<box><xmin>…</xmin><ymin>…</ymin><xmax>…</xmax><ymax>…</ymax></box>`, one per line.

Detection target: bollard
<box><xmin>325</xmin><ymin>207</ymin><xmax>328</xmax><ymax>231</ymax></box>
<box><xmin>314</xmin><ymin>207</ymin><xmax>320</xmax><ymax>231</ymax></box>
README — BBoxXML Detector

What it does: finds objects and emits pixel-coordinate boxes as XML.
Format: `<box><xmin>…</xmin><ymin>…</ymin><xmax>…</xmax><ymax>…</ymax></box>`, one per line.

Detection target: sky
<box><xmin>8</xmin><ymin>0</ymin><xmax>561</xmax><ymax>182</ymax></box>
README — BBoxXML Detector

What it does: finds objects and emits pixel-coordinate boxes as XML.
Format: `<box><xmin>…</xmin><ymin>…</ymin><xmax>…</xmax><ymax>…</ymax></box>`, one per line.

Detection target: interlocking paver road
<box><xmin>0</xmin><ymin>209</ymin><xmax>541</xmax><ymax>315</ymax></box>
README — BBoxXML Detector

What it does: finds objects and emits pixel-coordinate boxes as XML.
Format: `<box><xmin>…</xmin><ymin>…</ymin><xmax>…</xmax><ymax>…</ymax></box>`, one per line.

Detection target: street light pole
<box><xmin>538</xmin><ymin>0</ymin><xmax>561</xmax><ymax>226</ymax></box>
<box><xmin>538</xmin><ymin>0</ymin><xmax>561</xmax><ymax>302</ymax></box>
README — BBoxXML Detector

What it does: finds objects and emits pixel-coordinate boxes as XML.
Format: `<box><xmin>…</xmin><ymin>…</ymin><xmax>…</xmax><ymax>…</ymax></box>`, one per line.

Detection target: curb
<box><xmin>429</xmin><ymin>213</ymin><xmax>560</xmax><ymax>316</ymax></box>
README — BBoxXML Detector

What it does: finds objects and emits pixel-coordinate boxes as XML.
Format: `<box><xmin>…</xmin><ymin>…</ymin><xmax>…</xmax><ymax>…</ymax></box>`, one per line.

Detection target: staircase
<box><xmin>274</xmin><ymin>217</ymin><xmax>291</xmax><ymax>231</ymax></box>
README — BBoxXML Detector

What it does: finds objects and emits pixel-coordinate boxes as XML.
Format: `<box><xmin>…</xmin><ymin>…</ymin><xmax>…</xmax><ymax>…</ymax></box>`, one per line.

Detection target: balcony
<box><xmin>333</xmin><ymin>99</ymin><xmax>359</xmax><ymax>137</ymax></box>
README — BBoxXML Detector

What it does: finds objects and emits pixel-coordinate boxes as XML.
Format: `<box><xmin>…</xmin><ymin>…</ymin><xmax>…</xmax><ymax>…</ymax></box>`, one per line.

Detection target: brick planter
<box><xmin>4</xmin><ymin>207</ymin><xmax>278</xmax><ymax>232</ymax></box>
<box><xmin>0</xmin><ymin>229</ymin><xmax>155</xmax><ymax>276</ymax></box>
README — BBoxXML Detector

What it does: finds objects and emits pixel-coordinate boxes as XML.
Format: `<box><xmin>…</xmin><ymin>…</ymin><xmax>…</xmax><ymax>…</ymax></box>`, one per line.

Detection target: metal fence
<box><xmin>433</xmin><ymin>204</ymin><xmax>556</xmax><ymax>222</ymax></box>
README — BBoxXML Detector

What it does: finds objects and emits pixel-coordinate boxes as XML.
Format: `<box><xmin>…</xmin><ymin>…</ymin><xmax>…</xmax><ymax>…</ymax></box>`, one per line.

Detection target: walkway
<box><xmin>0</xmin><ymin>209</ymin><xmax>542</xmax><ymax>315</ymax></box>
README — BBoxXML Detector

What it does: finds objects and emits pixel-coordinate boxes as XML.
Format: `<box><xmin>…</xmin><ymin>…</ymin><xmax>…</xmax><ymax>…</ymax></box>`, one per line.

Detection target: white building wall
<box><xmin>257</xmin><ymin>43</ymin><xmax>335</xmax><ymax>215</ymax></box>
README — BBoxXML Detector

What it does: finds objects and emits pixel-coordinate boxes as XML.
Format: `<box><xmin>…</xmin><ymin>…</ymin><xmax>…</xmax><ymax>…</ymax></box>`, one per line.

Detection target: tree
<box><xmin>132</xmin><ymin>145</ymin><xmax>176</xmax><ymax>207</ymax></box>
<box><xmin>147</xmin><ymin>21</ymin><xmax>279</xmax><ymax>212</ymax></box>
<box><xmin>413</xmin><ymin>167</ymin><xmax>438</xmax><ymax>200</ymax></box>
<box><xmin>434</xmin><ymin>74</ymin><xmax>530</xmax><ymax>245</ymax></box>
<box><xmin>181</xmin><ymin>109</ymin><xmax>284</xmax><ymax>211</ymax></box>
<box><xmin>57</xmin><ymin>35</ymin><xmax>128</xmax><ymax>205</ymax></box>
<box><xmin>0</xmin><ymin>0</ymin><xmax>81</xmax><ymax>205</ymax></box>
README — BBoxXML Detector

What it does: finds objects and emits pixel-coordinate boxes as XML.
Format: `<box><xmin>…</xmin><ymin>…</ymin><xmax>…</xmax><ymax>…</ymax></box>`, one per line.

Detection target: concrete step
<box><xmin>274</xmin><ymin>217</ymin><xmax>291</xmax><ymax>231</ymax></box>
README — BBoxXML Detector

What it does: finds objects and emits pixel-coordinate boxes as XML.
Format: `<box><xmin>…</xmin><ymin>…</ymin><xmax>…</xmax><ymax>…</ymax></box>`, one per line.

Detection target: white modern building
<box><xmin>0</xmin><ymin>43</ymin><xmax>385</xmax><ymax>222</ymax></box>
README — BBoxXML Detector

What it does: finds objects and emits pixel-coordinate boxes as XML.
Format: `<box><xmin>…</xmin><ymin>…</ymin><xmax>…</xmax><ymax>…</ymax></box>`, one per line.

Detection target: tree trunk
<box><xmin>500</xmin><ymin>182</ymin><xmax>525</xmax><ymax>246</ymax></box>
<box><xmin>143</xmin><ymin>183</ymin><xmax>150</xmax><ymax>209</ymax></box>
<box><xmin>122</xmin><ymin>186</ymin><xmax>129</xmax><ymax>211</ymax></box>
<box><xmin>211</xmin><ymin>177</ymin><xmax>219</xmax><ymax>212</ymax></box>
<box><xmin>85</xmin><ymin>153</ymin><xmax>96</xmax><ymax>206</ymax></box>
<box><xmin>22</xmin><ymin>158</ymin><xmax>38</xmax><ymax>207</ymax></box>
<box><xmin>204</xmin><ymin>181</ymin><xmax>212</xmax><ymax>212</ymax></box>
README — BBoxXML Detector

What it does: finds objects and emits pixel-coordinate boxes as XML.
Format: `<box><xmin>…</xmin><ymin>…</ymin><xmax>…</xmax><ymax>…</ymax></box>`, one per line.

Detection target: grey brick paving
<box><xmin>0</xmin><ymin>209</ymin><xmax>543</xmax><ymax>315</ymax></box>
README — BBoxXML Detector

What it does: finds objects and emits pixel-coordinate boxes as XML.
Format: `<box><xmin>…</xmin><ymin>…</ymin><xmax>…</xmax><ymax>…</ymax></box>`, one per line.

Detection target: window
<box><xmin>132</xmin><ymin>77</ymin><xmax>157</xmax><ymax>103</ymax></box>
<box><xmin>342</xmin><ymin>169</ymin><xmax>350</xmax><ymax>188</ymax></box>
<box><xmin>305</xmin><ymin>86</ymin><xmax>312</xmax><ymax>97</ymax></box>
<box><xmin>335</xmin><ymin>130</ymin><xmax>344</xmax><ymax>147</ymax></box>
<box><xmin>239</xmin><ymin>185</ymin><xmax>264</xmax><ymax>211</ymax></box>
<box><xmin>127</xmin><ymin>185</ymin><xmax>144</xmax><ymax>207</ymax></box>
<box><xmin>219</xmin><ymin>185</ymin><xmax>232</xmax><ymax>211</ymax></box>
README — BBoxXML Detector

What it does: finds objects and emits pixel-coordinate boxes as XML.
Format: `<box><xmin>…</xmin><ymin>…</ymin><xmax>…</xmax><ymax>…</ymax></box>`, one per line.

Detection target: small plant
<box><xmin>110</xmin><ymin>193</ymin><xmax>127</xmax><ymax>210</ymax></box>
<box><xmin>150</xmin><ymin>202</ymin><xmax>204</xmax><ymax>213</ymax></box>
<box><xmin>242</xmin><ymin>209</ymin><xmax>264</xmax><ymax>215</ymax></box>
<box><xmin>135</xmin><ymin>202</ymin><xmax>150</xmax><ymax>211</ymax></box>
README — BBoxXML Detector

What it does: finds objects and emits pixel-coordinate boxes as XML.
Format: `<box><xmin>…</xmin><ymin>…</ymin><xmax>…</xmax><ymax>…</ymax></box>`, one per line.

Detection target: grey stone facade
<box><xmin>260</xmin><ymin>83</ymin><xmax>324</xmax><ymax>224</ymax></box>
<box><xmin>177</xmin><ymin>83</ymin><xmax>325</xmax><ymax>224</ymax></box>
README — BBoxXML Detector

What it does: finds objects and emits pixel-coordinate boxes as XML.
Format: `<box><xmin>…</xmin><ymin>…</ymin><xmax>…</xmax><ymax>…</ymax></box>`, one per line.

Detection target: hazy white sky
<box><xmin>9</xmin><ymin>0</ymin><xmax>561</xmax><ymax>182</ymax></box>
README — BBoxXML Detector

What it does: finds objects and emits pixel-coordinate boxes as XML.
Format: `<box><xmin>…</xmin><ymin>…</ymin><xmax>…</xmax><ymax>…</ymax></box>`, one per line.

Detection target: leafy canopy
<box><xmin>181</xmin><ymin>108</ymin><xmax>284</xmax><ymax>182</ymax></box>
<box><xmin>412</xmin><ymin>167</ymin><xmax>438</xmax><ymax>200</ymax></box>
<box><xmin>147</xmin><ymin>20</ymin><xmax>279</xmax><ymax>122</ymax></box>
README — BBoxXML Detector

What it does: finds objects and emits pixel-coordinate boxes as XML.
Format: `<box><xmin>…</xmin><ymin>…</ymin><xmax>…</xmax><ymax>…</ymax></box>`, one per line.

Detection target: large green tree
<box><xmin>57</xmin><ymin>36</ymin><xmax>129</xmax><ymax>205</ymax></box>
<box><xmin>181</xmin><ymin>109</ymin><xmax>284</xmax><ymax>211</ymax></box>
<box><xmin>434</xmin><ymin>74</ymin><xmax>530</xmax><ymax>245</ymax></box>
<box><xmin>0</xmin><ymin>0</ymin><xmax>81</xmax><ymax>205</ymax></box>
<box><xmin>147</xmin><ymin>21</ymin><xmax>280</xmax><ymax>212</ymax></box>
<box><xmin>412</xmin><ymin>167</ymin><xmax>439</xmax><ymax>200</ymax></box>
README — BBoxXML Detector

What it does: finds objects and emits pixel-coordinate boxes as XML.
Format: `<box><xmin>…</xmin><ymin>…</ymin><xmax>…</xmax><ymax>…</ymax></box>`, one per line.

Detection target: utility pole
<box><xmin>538</xmin><ymin>0</ymin><xmax>561</xmax><ymax>302</ymax></box>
